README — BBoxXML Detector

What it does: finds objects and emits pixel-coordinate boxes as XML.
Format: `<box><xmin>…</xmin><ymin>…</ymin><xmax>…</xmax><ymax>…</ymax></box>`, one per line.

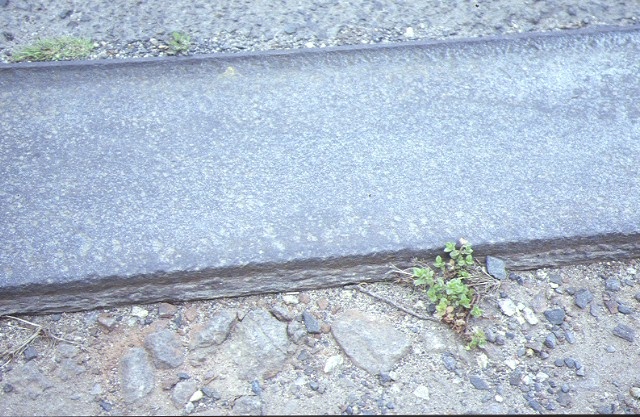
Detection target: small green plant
<box><xmin>395</xmin><ymin>239</ymin><xmax>492</xmax><ymax>349</ymax></box>
<box><xmin>466</xmin><ymin>329</ymin><xmax>487</xmax><ymax>350</ymax></box>
<box><xmin>13</xmin><ymin>37</ymin><xmax>94</xmax><ymax>62</ymax></box>
<box><xmin>168</xmin><ymin>31</ymin><xmax>191</xmax><ymax>55</ymax></box>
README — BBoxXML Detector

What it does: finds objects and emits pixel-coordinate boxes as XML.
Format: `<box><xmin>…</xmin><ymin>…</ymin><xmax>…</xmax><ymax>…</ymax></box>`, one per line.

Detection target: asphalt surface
<box><xmin>1</xmin><ymin>26</ymin><xmax>640</xmax><ymax>314</ymax></box>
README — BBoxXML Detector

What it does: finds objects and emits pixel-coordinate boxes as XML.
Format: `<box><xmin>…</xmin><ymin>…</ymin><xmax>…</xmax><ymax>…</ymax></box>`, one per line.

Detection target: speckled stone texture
<box><xmin>1</xmin><ymin>27</ymin><xmax>639</xmax><ymax>314</ymax></box>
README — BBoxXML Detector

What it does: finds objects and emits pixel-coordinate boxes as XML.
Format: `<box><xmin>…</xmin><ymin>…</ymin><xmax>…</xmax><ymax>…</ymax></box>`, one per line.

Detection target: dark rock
<box><xmin>618</xmin><ymin>304</ymin><xmax>633</xmax><ymax>314</ymax></box>
<box><xmin>509</xmin><ymin>272</ymin><xmax>524</xmax><ymax>285</ymax></box>
<box><xmin>144</xmin><ymin>330</ymin><xmax>184</xmax><ymax>370</ymax></box>
<box><xmin>549</xmin><ymin>274</ymin><xmax>563</xmax><ymax>285</ymax></box>
<box><xmin>509</xmin><ymin>369</ymin><xmax>523</xmax><ymax>386</ymax></box>
<box><xmin>604</xmin><ymin>299</ymin><xmax>619</xmax><ymax>314</ymax></box>
<box><xmin>574</xmin><ymin>289</ymin><xmax>594</xmax><ymax>309</ymax></box>
<box><xmin>177</xmin><ymin>372</ymin><xmax>190</xmax><ymax>380</ymax></box>
<box><xmin>506</xmin><ymin>332</ymin><xmax>515</xmax><ymax>339</ymax></box>
<box><xmin>23</xmin><ymin>346</ymin><xmax>38</xmax><ymax>361</ymax></box>
<box><xmin>486</xmin><ymin>256</ymin><xmax>507</xmax><ymax>280</ymax></box>
<box><xmin>634</xmin><ymin>293</ymin><xmax>640</xmax><ymax>302</ymax></box>
<box><xmin>613</xmin><ymin>324</ymin><xmax>636</xmax><ymax>342</ymax></box>
<box><xmin>251</xmin><ymin>380</ymin><xmax>262</xmax><ymax>395</ymax></box>
<box><xmin>309</xmin><ymin>381</ymin><xmax>320</xmax><ymax>391</ymax></box>
<box><xmin>191</xmin><ymin>310</ymin><xmax>236</xmax><ymax>348</ymax></box>
<box><xmin>528</xmin><ymin>399</ymin><xmax>544</xmax><ymax>412</ymax></box>
<box><xmin>442</xmin><ymin>354</ymin><xmax>457</xmax><ymax>371</ymax></box>
<box><xmin>499</xmin><ymin>291</ymin><xmax>508</xmax><ymax>298</ymax></box>
<box><xmin>59</xmin><ymin>9</ymin><xmax>73</xmax><ymax>19</ymax></box>
<box><xmin>331</xmin><ymin>310</ymin><xmax>411</xmax><ymax>375</ymax></box>
<box><xmin>605</xmin><ymin>278</ymin><xmax>621</xmax><ymax>291</ymax></box>
<box><xmin>99</xmin><ymin>400</ymin><xmax>113</xmax><ymax>412</ymax></box>
<box><xmin>469</xmin><ymin>375</ymin><xmax>490</xmax><ymax>390</ymax></box>
<box><xmin>302</xmin><ymin>310</ymin><xmax>321</xmax><ymax>334</ymax></box>
<box><xmin>544</xmin><ymin>309</ymin><xmax>565</xmax><ymax>325</ymax></box>
<box><xmin>539</xmin><ymin>351</ymin><xmax>549</xmax><ymax>359</ymax></box>
<box><xmin>495</xmin><ymin>335</ymin><xmax>506</xmax><ymax>346</ymax></box>
<box><xmin>3</xmin><ymin>383</ymin><xmax>13</xmax><ymax>393</ymax></box>
<box><xmin>379</xmin><ymin>372</ymin><xmax>392</xmax><ymax>384</ymax></box>
<box><xmin>157</xmin><ymin>303</ymin><xmax>177</xmax><ymax>318</ymax></box>
<box><xmin>565</xmin><ymin>287</ymin><xmax>576</xmax><ymax>296</ymax></box>
<box><xmin>564</xmin><ymin>358</ymin><xmax>576</xmax><ymax>369</ymax></box>
<box><xmin>120</xmin><ymin>348</ymin><xmax>155</xmax><ymax>403</ymax></box>
<box><xmin>544</xmin><ymin>333</ymin><xmax>557</xmax><ymax>349</ymax></box>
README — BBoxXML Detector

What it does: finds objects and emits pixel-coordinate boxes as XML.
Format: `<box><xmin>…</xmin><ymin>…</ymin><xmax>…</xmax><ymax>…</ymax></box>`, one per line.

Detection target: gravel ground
<box><xmin>2</xmin><ymin>1</ymin><xmax>640</xmax><ymax>416</ymax></box>
<box><xmin>1</xmin><ymin>0</ymin><xmax>639</xmax><ymax>63</ymax></box>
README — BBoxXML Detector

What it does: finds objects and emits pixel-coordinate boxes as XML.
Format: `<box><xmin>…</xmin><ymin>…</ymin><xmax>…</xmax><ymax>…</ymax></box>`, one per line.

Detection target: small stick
<box><xmin>345</xmin><ymin>283</ymin><xmax>441</xmax><ymax>323</ymax></box>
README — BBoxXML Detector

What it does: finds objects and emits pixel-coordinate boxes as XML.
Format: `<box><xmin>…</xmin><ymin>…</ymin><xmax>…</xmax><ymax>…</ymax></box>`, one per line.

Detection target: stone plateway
<box><xmin>1</xmin><ymin>26</ymin><xmax>640</xmax><ymax>314</ymax></box>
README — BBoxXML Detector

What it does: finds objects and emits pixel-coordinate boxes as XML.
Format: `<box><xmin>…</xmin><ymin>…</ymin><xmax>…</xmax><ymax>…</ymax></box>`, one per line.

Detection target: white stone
<box><xmin>282</xmin><ymin>294</ymin><xmax>299</xmax><ymax>305</ymax></box>
<box><xmin>549</xmin><ymin>282</ymin><xmax>559</xmax><ymax>289</ymax></box>
<box><xmin>413</xmin><ymin>300</ymin><xmax>426</xmax><ymax>310</ymax></box>
<box><xmin>627</xmin><ymin>267</ymin><xmax>637</xmax><ymax>275</ymax></box>
<box><xmin>189</xmin><ymin>390</ymin><xmax>204</xmax><ymax>403</ymax></box>
<box><xmin>504</xmin><ymin>359</ymin><xmax>519</xmax><ymax>370</ymax></box>
<box><xmin>516</xmin><ymin>302</ymin><xmax>526</xmax><ymax>311</ymax></box>
<box><xmin>388</xmin><ymin>371</ymin><xmax>399</xmax><ymax>381</ymax></box>
<box><xmin>535</xmin><ymin>372</ymin><xmax>549</xmax><ymax>382</ymax></box>
<box><xmin>515</xmin><ymin>315</ymin><xmax>525</xmax><ymax>325</ymax></box>
<box><xmin>413</xmin><ymin>385</ymin><xmax>430</xmax><ymax>400</ymax></box>
<box><xmin>324</xmin><ymin>355</ymin><xmax>344</xmax><ymax>373</ymax></box>
<box><xmin>495</xmin><ymin>395</ymin><xmax>504</xmax><ymax>402</ymax></box>
<box><xmin>404</xmin><ymin>27</ymin><xmax>415</xmax><ymax>38</ymax></box>
<box><xmin>498</xmin><ymin>299</ymin><xmax>517</xmax><ymax>316</ymax></box>
<box><xmin>476</xmin><ymin>353</ymin><xmax>489</xmax><ymax>369</ymax></box>
<box><xmin>522</xmin><ymin>307</ymin><xmax>539</xmax><ymax>325</ymax></box>
<box><xmin>130</xmin><ymin>306</ymin><xmax>149</xmax><ymax>318</ymax></box>
<box><xmin>305</xmin><ymin>41</ymin><xmax>315</xmax><ymax>48</ymax></box>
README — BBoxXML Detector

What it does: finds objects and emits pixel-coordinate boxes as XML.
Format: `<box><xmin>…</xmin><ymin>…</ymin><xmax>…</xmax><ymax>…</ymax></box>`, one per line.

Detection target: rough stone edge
<box><xmin>1</xmin><ymin>24</ymin><xmax>638</xmax><ymax>73</ymax></box>
<box><xmin>1</xmin><ymin>233</ymin><xmax>639</xmax><ymax>315</ymax></box>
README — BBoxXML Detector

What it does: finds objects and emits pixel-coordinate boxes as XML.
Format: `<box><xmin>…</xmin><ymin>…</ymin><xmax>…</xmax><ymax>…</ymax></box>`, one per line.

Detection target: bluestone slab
<box><xmin>1</xmin><ymin>27</ymin><xmax>640</xmax><ymax>314</ymax></box>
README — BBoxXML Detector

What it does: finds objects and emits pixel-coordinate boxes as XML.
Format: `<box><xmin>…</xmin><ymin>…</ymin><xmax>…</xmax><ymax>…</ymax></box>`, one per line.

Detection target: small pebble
<box><xmin>561</xmin><ymin>384</ymin><xmax>570</xmax><ymax>393</ymax></box>
<box><xmin>544</xmin><ymin>333</ymin><xmax>557</xmax><ymax>349</ymax></box>
<box><xmin>99</xmin><ymin>400</ymin><xmax>113</xmax><ymax>412</ymax></box>
<box><xmin>495</xmin><ymin>335</ymin><xmax>506</xmax><ymax>346</ymax></box>
<box><xmin>575</xmin><ymin>368</ymin><xmax>585</xmax><ymax>377</ymax></box>
<box><xmin>606</xmin><ymin>345</ymin><xmax>616</xmax><ymax>353</ymax></box>
<box><xmin>528</xmin><ymin>400</ymin><xmax>544</xmax><ymax>412</ymax></box>
<box><xmin>506</xmin><ymin>332</ymin><xmax>516</xmax><ymax>339</ymax></box>
<box><xmin>309</xmin><ymin>381</ymin><xmax>319</xmax><ymax>391</ymax></box>
<box><xmin>564</xmin><ymin>358</ymin><xmax>576</xmax><ymax>369</ymax></box>
<box><xmin>554</xmin><ymin>359</ymin><xmax>565</xmax><ymax>367</ymax></box>
<box><xmin>617</xmin><ymin>305</ymin><xmax>633</xmax><ymax>314</ymax></box>
<box><xmin>386</xmin><ymin>402</ymin><xmax>395</xmax><ymax>410</ymax></box>
<box><xmin>605</xmin><ymin>278</ymin><xmax>621</xmax><ymax>292</ymax></box>
<box><xmin>509</xmin><ymin>272</ymin><xmax>525</xmax><ymax>285</ymax></box>
<box><xmin>544</xmin><ymin>308</ymin><xmax>566</xmax><ymax>325</ymax></box>
<box><xmin>630</xmin><ymin>387</ymin><xmax>640</xmax><ymax>399</ymax></box>
<box><xmin>177</xmin><ymin>372</ymin><xmax>190</xmax><ymax>380</ymax></box>
<box><xmin>23</xmin><ymin>346</ymin><xmax>38</xmax><ymax>361</ymax></box>
<box><xmin>564</xmin><ymin>330</ymin><xmax>576</xmax><ymax>344</ymax></box>
<box><xmin>3</xmin><ymin>384</ymin><xmax>13</xmax><ymax>393</ymax></box>
<box><xmin>251</xmin><ymin>380</ymin><xmax>262</xmax><ymax>395</ymax></box>
<box><xmin>634</xmin><ymin>293</ymin><xmax>640</xmax><ymax>302</ymax></box>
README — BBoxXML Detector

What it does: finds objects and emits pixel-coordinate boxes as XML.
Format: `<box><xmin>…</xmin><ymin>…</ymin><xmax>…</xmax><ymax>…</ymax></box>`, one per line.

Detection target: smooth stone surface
<box><xmin>120</xmin><ymin>348</ymin><xmax>155</xmax><ymax>404</ymax></box>
<box><xmin>331</xmin><ymin>309</ymin><xmax>411</xmax><ymax>375</ymax></box>
<box><xmin>2</xmin><ymin>27</ymin><xmax>640</xmax><ymax>314</ymax></box>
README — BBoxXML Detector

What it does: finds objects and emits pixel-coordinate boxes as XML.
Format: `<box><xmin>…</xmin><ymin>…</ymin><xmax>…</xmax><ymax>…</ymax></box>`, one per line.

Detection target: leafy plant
<box><xmin>466</xmin><ymin>329</ymin><xmax>487</xmax><ymax>350</ymax></box>
<box><xmin>13</xmin><ymin>37</ymin><xmax>94</xmax><ymax>62</ymax></box>
<box><xmin>168</xmin><ymin>31</ymin><xmax>191</xmax><ymax>55</ymax></box>
<box><xmin>396</xmin><ymin>239</ymin><xmax>491</xmax><ymax>348</ymax></box>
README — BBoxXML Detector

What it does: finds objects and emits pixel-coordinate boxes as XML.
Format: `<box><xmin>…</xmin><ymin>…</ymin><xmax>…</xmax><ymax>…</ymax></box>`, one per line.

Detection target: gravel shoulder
<box><xmin>1</xmin><ymin>1</ymin><xmax>640</xmax><ymax>415</ymax></box>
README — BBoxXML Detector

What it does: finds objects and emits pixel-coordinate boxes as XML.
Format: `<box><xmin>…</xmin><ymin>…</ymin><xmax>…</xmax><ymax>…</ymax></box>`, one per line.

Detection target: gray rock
<box><xmin>635</xmin><ymin>293</ymin><xmax>640</xmax><ymax>302</ymax></box>
<box><xmin>605</xmin><ymin>278</ymin><xmax>621</xmax><ymax>291</ymax></box>
<box><xmin>557</xmin><ymin>392</ymin><xmax>572</xmax><ymax>407</ymax></box>
<box><xmin>590</xmin><ymin>303</ymin><xmax>602</xmax><ymax>318</ymax></box>
<box><xmin>144</xmin><ymin>329</ymin><xmax>184</xmax><ymax>369</ymax></box>
<box><xmin>525</xmin><ymin>340</ymin><xmax>544</xmax><ymax>353</ymax></box>
<box><xmin>120</xmin><ymin>348</ymin><xmax>155</xmax><ymax>403</ymax></box>
<box><xmin>191</xmin><ymin>310</ymin><xmax>236</xmax><ymax>348</ymax></box>
<box><xmin>544</xmin><ymin>333</ymin><xmax>557</xmax><ymax>349</ymax></box>
<box><xmin>549</xmin><ymin>274</ymin><xmax>563</xmax><ymax>285</ymax></box>
<box><xmin>5</xmin><ymin>361</ymin><xmax>53</xmax><ymax>400</ymax></box>
<box><xmin>172</xmin><ymin>380</ymin><xmax>197</xmax><ymax>408</ymax></box>
<box><xmin>528</xmin><ymin>399</ymin><xmax>543</xmax><ymax>412</ymax></box>
<box><xmin>302</xmin><ymin>310</ymin><xmax>321</xmax><ymax>334</ymax></box>
<box><xmin>565</xmin><ymin>330</ymin><xmax>576</xmax><ymax>344</ymax></box>
<box><xmin>618</xmin><ymin>304</ymin><xmax>633</xmax><ymax>314</ymax></box>
<box><xmin>269</xmin><ymin>305</ymin><xmax>293</xmax><ymax>322</ymax></box>
<box><xmin>220</xmin><ymin>309</ymin><xmax>289</xmax><ymax>380</ymax></box>
<box><xmin>55</xmin><ymin>343</ymin><xmax>79</xmax><ymax>360</ymax></box>
<box><xmin>442</xmin><ymin>353</ymin><xmax>457</xmax><ymax>371</ymax></box>
<box><xmin>544</xmin><ymin>308</ymin><xmax>566</xmax><ymax>325</ymax></box>
<box><xmin>576</xmin><ymin>367</ymin><xmax>586</xmax><ymax>377</ymax></box>
<box><xmin>331</xmin><ymin>309</ymin><xmax>411</xmax><ymax>375</ymax></box>
<box><xmin>469</xmin><ymin>375</ymin><xmax>490</xmax><ymax>390</ymax></box>
<box><xmin>231</xmin><ymin>395</ymin><xmax>262</xmax><ymax>415</ymax></box>
<box><xmin>287</xmin><ymin>319</ymin><xmax>307</xmax><ymax>344</ymax></box>
<box><xmin>486</xmin><ymin>256</ymin><xmax>507</xmax><ymax>280</ymax></box>
<box><xmin>564</xmin><ymin>358</ymin><xmax>576</xmax><ymax>368</ymax></box>
<box><xmin>509</xmin><ymin>369</ymin><xmax>523</xmax><ymax>386</ymax></box>
<box><xmin>574</xmin><ymin>289</ymin><xmax>594</xmax><ymax>309</ymax></box>
<box><xmin>554</xmin><ymin>359</ymin><xmax>564</xmax><ymax>367</ymax></box>
<box><xmin>613</xmin><ymin>324</ymin><xmax>636</xmax><ymax>342</ymax></box>
<box><xmin>23</xmin><ymin>346</ymin><xmax>37</xmax><ymax>361</ymax></box>
<box><xmin>57</xmin><ymin>358</ymin><xmax>86</xmax><ymax>381</ymax></box>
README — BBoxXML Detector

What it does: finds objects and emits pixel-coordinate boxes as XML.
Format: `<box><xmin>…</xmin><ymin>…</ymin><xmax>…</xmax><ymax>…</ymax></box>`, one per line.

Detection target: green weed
<box><xmin>13</xmin><ymin>37</ymin><xmax>94</xmax><ymax>62</ymax></box>
<box><xmin>168</xmin><ymin>31</ymin><xmax>191</xmax><ymax>55</ymax></box>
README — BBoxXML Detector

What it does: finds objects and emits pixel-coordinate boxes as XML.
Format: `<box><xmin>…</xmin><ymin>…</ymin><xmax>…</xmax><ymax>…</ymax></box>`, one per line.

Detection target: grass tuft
<box><xmin>13</xmin><ymin>37</ymin><xmax>94</xmax><ymax>62</ymax></box>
